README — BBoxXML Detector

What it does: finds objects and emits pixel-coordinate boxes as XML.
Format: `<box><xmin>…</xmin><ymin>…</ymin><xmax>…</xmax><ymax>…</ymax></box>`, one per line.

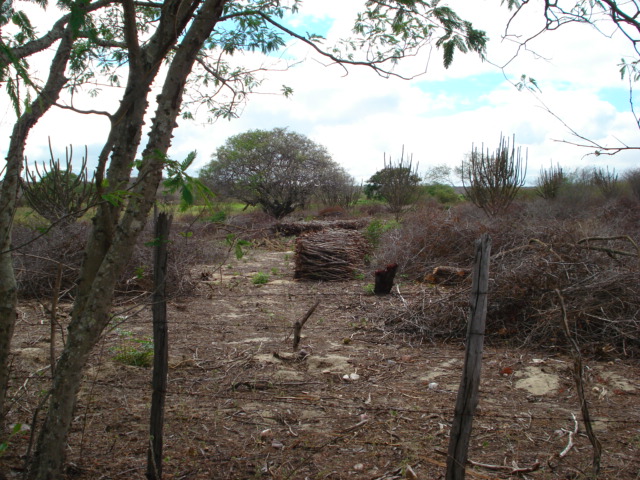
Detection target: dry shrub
<box><xmin>294</xmin><ymin>228</ymin><xmax>369</xmax><ymax>281</ymax></box>
<box><xmin>356</xmin><ymin>203</ymin><xmax>388</xmax><ymax>217</ymax></box>
<box><xmin>13</xmin><ymin>217</ymin><xmax>225</xmax><ymax>300</ymax></box>
<box><xmin>372</xmin><ymin>205</ymin><xmax>484</xmax><ymax>278</ymax></box>
<box><xmin>227</xmin><ymin>211</ymin><xmax>278</xmax><ymax>240</ymax></box>
<box><xmin>374</xmin><ymin>201</ymin><xmax>640</xmax><ymax>357</ymax></box>
<box><xmin>316</xmin><ymin>206</ymin><xmax>346</xmax><ymax>218</ymax></box>
<box><xmin>13</xmin><ymin>222</ymin><xmax>88</xmax><ymax>298</ymax></box>
<box><xmin>122</xmin><ymin>218</ymin><xmax>225</xmax><ymax>296</ymax></box>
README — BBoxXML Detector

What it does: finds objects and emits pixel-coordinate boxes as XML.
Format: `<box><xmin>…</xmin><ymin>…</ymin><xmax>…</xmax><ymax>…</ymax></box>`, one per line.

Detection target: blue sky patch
<box><xmin>598</xmin><ymin>87</ymin><xmax>634</xmax><ymax>112</ymax></box>
<box><xmin>415</xmin><ymin>73</ymin><xmax>506</xmax><ymax>114</ymax></box>
<box><xmin>280</xmin><ymin>13</ymin><xmax>333</xmax><ymax>40</ymax></box>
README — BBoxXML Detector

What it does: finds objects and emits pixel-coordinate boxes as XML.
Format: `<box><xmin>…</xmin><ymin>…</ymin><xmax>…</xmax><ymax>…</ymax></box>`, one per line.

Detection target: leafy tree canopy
<box><xmin>364</xmin><ymin>166</ymin><xmax>422</xmax><ymax>200</ymax></box>
<box><xmin>200</xmin><ymin>128</ymin><xmax>343</xmax><ymax>218</ymax></box>
<box><xmin>364</xmin><ymin>147</ymin><xmax>423</xmax><ymax>217</ymax></box>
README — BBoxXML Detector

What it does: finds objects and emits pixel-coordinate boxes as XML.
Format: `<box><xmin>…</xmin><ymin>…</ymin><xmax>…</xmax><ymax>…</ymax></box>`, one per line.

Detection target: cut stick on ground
<box><xmin>559</xmin><ymin>413</ymin><xmax>579</xmax><ymax>459</ymax></box>
<box><xmin>293</xmin><ymin>300</ymin><xmax>320</xmax><ymax>351</ymax></box>
<box><xmin>468</xmin><ymin>459</ymin><xmax>541</xmax><ymax>474</ymax></box>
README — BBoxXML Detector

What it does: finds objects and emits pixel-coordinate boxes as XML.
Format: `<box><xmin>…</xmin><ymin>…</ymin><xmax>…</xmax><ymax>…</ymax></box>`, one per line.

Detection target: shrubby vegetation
<box><xmin>364</xmin><ymin>147</ymin><xmax>422</xmax><ymax>216</ymax></box>
<box><xmin>422</xmin><ymin>183</ymin><xmax>461</xmax><ymax>204</ymax></box>
<box><xmin>12</xmin><ymin>214</ymin><xmax>225</xmax><ymax>300</ymax></box>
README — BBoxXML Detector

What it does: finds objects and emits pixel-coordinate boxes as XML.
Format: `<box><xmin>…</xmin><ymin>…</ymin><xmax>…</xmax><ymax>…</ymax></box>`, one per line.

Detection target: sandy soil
<box><xmin>2</xmin><ymin>244</ymin><xmax>640</xmax><ymax>479</ymax></box>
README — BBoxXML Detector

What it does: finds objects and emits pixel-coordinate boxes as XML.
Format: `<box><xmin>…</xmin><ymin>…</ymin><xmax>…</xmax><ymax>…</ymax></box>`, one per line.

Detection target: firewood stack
<box><xmin>294</xmin><ymin>228</ymin><xmax>369</xmax><ymax>281</ymax></box>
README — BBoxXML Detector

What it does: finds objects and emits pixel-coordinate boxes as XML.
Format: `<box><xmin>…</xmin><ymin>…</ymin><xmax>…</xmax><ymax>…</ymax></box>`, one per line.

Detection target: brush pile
<box><xmin>294</xmin><ymin>228</ymin><xmax>369</xmax><ymax>281</ymax></box>
<box><xmin>373</xmin><ymin>202</ymin><xmax>640</xmax><ymax>357</ymax></box>
<box><xmin>13</xmin><ymin>218</ymin><xmax>224</xmax><ymax>299</ymax></box>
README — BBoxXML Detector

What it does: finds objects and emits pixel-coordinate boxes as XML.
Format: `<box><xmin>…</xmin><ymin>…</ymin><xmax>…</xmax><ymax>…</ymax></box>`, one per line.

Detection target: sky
<box><xmin>1</xmin><ymin>0</ymin><xmax>640</xmax><ymax>185</ymax></box>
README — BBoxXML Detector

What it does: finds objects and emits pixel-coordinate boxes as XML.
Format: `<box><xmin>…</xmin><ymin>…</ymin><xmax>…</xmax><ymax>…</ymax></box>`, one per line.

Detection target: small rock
<box><xmin>405</xmin><ymin>465</ymin><xmax>418</xmax><ymax>479</ymax></box>
<box><xmin>353</xmin><ymin>463</ymin><xmax>364</xmax><ymax>471</ymax></box>
<box><xmin>428</xmin><ymin>382</ymin><xmax>438</xmax><ymax>390</ymax></box>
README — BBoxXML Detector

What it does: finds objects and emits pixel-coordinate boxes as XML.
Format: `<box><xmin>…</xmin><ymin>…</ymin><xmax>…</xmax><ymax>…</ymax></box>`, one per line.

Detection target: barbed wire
<box><xmin>7</xmin><ymin>370</ymin><xmax>640</xmax><ymax>427</ymax></box>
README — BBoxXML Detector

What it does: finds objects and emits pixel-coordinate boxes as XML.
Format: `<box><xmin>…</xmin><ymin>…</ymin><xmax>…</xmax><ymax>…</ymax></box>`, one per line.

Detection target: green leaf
<box><xmin>101</xmin><ymin>190</ymin><xmax>131</xmax><ymax>207</ymax></box>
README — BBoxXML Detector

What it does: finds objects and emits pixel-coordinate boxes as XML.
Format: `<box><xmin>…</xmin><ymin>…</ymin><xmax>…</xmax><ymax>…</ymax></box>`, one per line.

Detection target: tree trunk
<box><xmin>27</xmin><ymin>1</ymin><xmax>227</xmax><ymax>477</ymax></box>
<box><xmin>374</xmin><ymin>263</ymin><xmax>398</xmax><ymax>294</ymax></box>
<box><xmin>0</xmin><ymin>25</ymin><xmax>75</xmax><ymax>429</ymax></box>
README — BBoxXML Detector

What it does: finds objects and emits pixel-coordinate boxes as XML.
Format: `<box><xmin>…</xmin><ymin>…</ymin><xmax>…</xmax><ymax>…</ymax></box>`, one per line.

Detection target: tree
<box><xmin>461</xmin><ymin>134</ymin><xmax>527</xmax><ymax>216</ymax></box>
<box><xmin>0</xmin><ymin>2</ymin><xmax>488</xmax><ymax>477</ymax></box>
<box><xmin>365</xmin><ymin>147</ymin><xmax>422</xmax><ymax>216</ymax></box>
<box><xmin>424</xmin><ymin>163</ymin><xmax>455</xmax><ymax>186</ymax></box>
<box><xmin>0</xmin><ymin>0</ymin><xmax>104</xmax><ymax>434</ymax></box>
<box><xmin>314</xmin><ymin>166</ymin><xmax>362</xmax><ymax>208</ymax></box>
<box><xmin>202</xmin><ymin>128</ymin><xmax>343</xmax><ymax>218</ymax></box>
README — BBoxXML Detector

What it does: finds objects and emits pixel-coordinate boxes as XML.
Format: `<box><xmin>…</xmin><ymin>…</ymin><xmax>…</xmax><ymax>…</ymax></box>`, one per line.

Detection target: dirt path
<box><xmin>3</xmin><ymin>245</ymin><xmax>640</xmax><ymax>479</ymax></box>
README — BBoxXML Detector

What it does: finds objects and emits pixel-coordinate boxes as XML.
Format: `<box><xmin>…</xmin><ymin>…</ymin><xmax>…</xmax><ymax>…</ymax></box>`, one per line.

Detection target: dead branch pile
<box><xmin>424</xmin><ymin>266</ymin><xmax>472</xmax><ymax>285</ymax></box>
<box><xmin>294</xmin><ymin>228</ymin><xmax>369</xmax><ymax>281</ymax></box>
<box><xmin>379</xmin><ymin>236</ymin><xmax>640</xmax><ymax>357</ymax></box>
<box><xmin>372</xmin><ymin>201</ymin><xmax>640</xmax><ymax>357</ymax></box>
<box><xmin>13</xmin><ymin>218</ymin><xmax>224</xmax><ymax>299</ymax></box>
<box><xmin>275</xmin><ymin>219</ymin><xmax>369</xmax><ymax>237</ymax></box>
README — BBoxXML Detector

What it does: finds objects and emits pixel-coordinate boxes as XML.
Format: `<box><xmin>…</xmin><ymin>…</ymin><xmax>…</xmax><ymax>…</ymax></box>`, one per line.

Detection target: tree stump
<box><xmin>374</xmin><ymin>263</ymin><xmax>398</xmax><ymax>294</ymax></box>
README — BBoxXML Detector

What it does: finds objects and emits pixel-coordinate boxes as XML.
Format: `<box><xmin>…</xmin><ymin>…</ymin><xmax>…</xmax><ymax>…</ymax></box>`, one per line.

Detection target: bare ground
<box><xmin>2</xmin><ymin>243</ymin><xmax>640</xmax><ymax>479</ymax></box>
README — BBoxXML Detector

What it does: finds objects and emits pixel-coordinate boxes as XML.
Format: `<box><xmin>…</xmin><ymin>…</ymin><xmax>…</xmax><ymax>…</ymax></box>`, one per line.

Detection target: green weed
<box><xmin>365</xmin><ymin>218</ymin><xmax>399</xmax><ymax>248</ymax></box>
<box><xmin>111</xmin><ymin>330</ymin><xmax>154</xmax><ymax>367</ymax></box>
<box><xmin>252</xmin><ymin>272</ymin><xmax>270</xmax><ymax>285</ymax></box>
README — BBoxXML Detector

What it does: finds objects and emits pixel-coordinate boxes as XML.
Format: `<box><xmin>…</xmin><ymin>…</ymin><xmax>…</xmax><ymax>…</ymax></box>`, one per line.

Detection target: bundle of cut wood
<box><xmin>294</xmin><ymin>228</ymin><xmax>369</xmax><ymax>281</ymax></box>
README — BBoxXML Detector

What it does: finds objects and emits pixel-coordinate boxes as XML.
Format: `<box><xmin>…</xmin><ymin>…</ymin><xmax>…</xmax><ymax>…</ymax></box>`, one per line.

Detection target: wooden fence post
<box><xmin>446</xmin><ymin>233</ymin><xmax>491</xmax><ymax>480</ymax></box>
<box><xmin>147</xmin><ymin>212</ymin><xmax>172</xmax><ymax>480</ymax></box>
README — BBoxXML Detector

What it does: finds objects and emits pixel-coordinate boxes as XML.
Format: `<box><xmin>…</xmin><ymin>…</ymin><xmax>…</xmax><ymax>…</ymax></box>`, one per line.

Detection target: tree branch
<box><xmin>254</xmin><ymin>11</ymin><xmax>419</xmax><ymax>79</ymax></box>
<box><xmin>0</xmin><ymin>0</ymin><xmax>115</xmax><ymax>67</ymax></box>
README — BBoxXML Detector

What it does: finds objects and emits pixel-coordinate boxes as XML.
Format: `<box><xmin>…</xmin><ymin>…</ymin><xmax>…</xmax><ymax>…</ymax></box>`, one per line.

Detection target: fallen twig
<box><xmin>293</xmin><ymin>300</ymin><xmax>320</xmax><ymax>351</ymax></box>
<box><xmin>559</xmin><ymin>413</ymin><xmax>579</xmax><ymax>458</ymax></box>
<box><xmin>340</xmin><ymin>418</ymin><xmax>369</xmax><ymax>433</ymax></box>
<box><xmin>468</xmin><ymin>459</ymin><xmax>541</xmax><ymax>474</ymax></box>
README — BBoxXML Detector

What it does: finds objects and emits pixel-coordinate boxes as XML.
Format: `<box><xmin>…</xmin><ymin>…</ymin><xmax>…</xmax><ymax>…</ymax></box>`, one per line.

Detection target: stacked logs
<box><xmin>294</xmin><ymin>228</ymin><xmax>369</xmax><ymax>281</ymax></box>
